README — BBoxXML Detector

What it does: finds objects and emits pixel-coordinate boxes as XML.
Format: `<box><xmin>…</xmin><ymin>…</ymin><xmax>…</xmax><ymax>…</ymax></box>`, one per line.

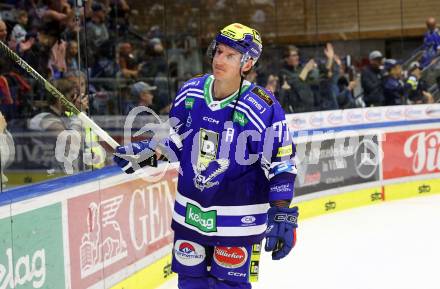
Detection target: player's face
<box><xmin>212</xmin><ymin>43</ymin><xmax>242</xmax><ymax>81</ymax></box>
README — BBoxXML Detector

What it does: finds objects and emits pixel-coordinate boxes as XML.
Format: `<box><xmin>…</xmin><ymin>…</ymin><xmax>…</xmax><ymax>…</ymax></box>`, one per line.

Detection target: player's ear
<box><xmin>242</xmin><ymin>58</ymin><xmax>253</xmax><ymax>74</ymax></box>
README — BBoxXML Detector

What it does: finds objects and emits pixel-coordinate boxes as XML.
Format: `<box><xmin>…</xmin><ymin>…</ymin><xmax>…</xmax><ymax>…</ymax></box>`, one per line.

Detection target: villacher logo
<box><xmin>214</xmin><ymin>247</ymin><xmax>248</xmax><ymax>269</ymax></box>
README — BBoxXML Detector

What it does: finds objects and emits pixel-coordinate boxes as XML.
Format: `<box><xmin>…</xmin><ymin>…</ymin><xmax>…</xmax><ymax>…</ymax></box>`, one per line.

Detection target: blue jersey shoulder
<box><xmin>241</xmin><ymin>84</ymin><xmax>280</xmax><ymax>118</ymax></box>
<box><xmin>179</xmin><ymin>74</ymin><xmax>209</xmax><ymax>91</ymax></box>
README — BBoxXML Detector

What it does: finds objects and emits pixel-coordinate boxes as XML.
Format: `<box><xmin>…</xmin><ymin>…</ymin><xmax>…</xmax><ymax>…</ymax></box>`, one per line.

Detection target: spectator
<box><xmin>91</xmin><ymin>40</ymin><xmax>118</xmax><ymax>80</ymax></box>
<box><xmin>265</xmin><ymin>74</ymin><xmax>281</xmax><ymax>101</ymax></box>
<box><xmin>278</xmin><ymin>45</ymin><xmax>316</xmax><ymax>113</ymax></box>
<box><xmin>86</xmin><ymin>3</ymin><xmax>109</xmax><ymax>56</ymax></box>
<box><xmin>0</xmin><ymin>20</ymin><xmax>7</xmax><ymax>42</ymax></box>
<box><xmin>64</xmin><ymin>70</ymin><xmax>95</xmax><ymax>99</ymax></box>
<box><xmin>317</xmin><ymin>43</ymin><xmax>339</xmax><ymax>110</ymax></box>
<box><xmin>335</xmin><ymin>55</ymin><xmax>357</xmax><ymax>109</ymax></box>
<box><xmin>124</xmin><ymin>81</ymin><xmax>157</xmax><ymax>115</ymax></box>
<box><xmin>404</xmin><ymin>61</ymin><xmax>434</xmax><ymax>104</ymax></box>
<box><xmin>0</xmin><ymin>111</ymin><xmax>15</xmax><ymax>188</ymax></box>
<box><xmin>21</xmin><ymin>28</ymin><xmax>56</xmax><ymax>79</ymax></box>
<box><xmin>37</xmin><ymin>0</ymin><xmax>74</xmax><ymax>33</ymax></box>
<box><xmin>420</xmin><ymin>17</ymin><xmax>440</xmax><ymax>68</ymax></box>
<box><xmin>118</xmin><ymin>42</ymin><xmax>139</xmax><ymax>78</ymax></box>
<box><xmin>28</xmin><ymin>79</ymin><xmax>84</xmax><ymax>173</ymax></box>
<box><xmin>361</xmin><ymin>50</ymin><xmax>385</xmax><ymax>106</ymax></box>
<box><xmin>48</xmin><ymin>39</ymin><xmax>67</xmax><ymax>79</ymax></box>
<box><xmin>383</xmin><ymin>59</ymin><xmax>405</xmax><ymax>106</ymax></box>
<box><xmin>336</xmin><ymin>76</ymin><xmax>357</xmax><ymax>109</ymax></box>
<box><xmin>11</xmin><ymin>10</ymin><xmax>28</xmax><ymax>44</ymax></box>
<box><xmin>65</xmin><ymin>40</ymin><xmax>79</xmax><ymax>71</ymax></box>
<box><xmin>139</xmin><ymin>38</ymin><xmax>167</xmax><ymax>78</ymax></box>
<box><xmin>107</xmin><ymin>0</ymin><xmax>131</xmax><ymax>35</ymax></box>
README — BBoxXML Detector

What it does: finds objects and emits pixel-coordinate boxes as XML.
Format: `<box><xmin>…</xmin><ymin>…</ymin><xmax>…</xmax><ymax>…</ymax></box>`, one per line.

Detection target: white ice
<box><xmin>159</xmin><ymin>194</ymin><xmax>440</xmax><ymax>289</ymax></box>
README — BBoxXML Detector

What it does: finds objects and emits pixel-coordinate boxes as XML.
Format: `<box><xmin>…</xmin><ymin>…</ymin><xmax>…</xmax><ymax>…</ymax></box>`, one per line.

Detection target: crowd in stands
<box><xmin>0</xmin><ymin>0</ymin><xmax>174</xmax><ymax>121</ymax></box>
<box><xmin>0</xmin><ymin>2</ymin><xmax>438</xmax><ymax>123</ymax></box>
<box><xmin>0</xmin><ymin>1</ymin><xmax>439</xmax><ymax>187</ymax></box>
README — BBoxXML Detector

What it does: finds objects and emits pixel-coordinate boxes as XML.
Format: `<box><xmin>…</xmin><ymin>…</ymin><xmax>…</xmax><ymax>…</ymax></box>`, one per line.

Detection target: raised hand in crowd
<box><xmin>299</xmin><ymin>59</ymin><xmax>317</xmax><ymax>81</ymax></box>
<box><xmin>324</xmin><ymin>42</ymin><xmax>335</xmax><ymax>60</ymax></box>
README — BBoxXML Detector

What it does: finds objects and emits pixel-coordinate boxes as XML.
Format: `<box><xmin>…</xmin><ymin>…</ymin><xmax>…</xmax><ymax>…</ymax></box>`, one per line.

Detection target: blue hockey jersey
<box><xmin>166</xmin><ymin>74</ymin><xmax>296</xmax><ymax>246</ymax></box>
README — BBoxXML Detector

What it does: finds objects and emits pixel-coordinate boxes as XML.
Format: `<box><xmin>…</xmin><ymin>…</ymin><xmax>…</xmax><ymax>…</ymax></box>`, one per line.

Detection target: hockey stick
<box><xmin>0</xmin><ymin>40</ymin><xmax>120</xmax><ymax>149</ymax></box>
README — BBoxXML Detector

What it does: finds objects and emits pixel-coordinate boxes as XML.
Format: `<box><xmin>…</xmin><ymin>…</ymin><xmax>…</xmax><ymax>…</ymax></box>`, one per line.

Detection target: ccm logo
<box><xmin>228</xmin><ymin>272</ymin><xmax>247</xmax><ymax>277</ymax></box>
<box><xmin>241</xmin><ymin>216</ymin><xmax>256</xmax><ymax>224</ymax></box>
<box><xmin>203</xmin><ymin>116</ymin><xmax>219</xmax><ymax>124</ymax></box>
<box><xmin>274</xmin><ymin>214</ymin><xmax>297</xmax><ymax>224</ymax></box>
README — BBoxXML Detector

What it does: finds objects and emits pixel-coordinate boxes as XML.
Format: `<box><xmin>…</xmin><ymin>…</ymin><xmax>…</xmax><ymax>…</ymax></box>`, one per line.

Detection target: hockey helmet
<box><xmin>208</xmin><ymin>23</ymin><xmax>262</xmax><ymax>67</ymax></box>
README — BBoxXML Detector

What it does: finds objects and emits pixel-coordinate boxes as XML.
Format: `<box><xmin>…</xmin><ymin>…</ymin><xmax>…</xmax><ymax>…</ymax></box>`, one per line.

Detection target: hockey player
<box><xmin>114</xmin><ymin>23</ymin><xmax>298</xmax><ymax>289</ymax></box>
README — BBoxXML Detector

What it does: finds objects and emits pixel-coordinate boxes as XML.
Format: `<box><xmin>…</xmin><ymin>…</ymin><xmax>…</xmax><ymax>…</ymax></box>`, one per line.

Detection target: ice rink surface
<box><xmin>159</xmin><ymin>194</ymin><xmax>440</xmax><ymax>289</ymax></box>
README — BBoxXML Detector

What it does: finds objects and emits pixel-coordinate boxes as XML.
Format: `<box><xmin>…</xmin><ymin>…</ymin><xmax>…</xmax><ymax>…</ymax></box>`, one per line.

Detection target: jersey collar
<box><xmin>204</xmin><ymin>75</ymin><xmax>250</xmax><ymax>111</ymax></box>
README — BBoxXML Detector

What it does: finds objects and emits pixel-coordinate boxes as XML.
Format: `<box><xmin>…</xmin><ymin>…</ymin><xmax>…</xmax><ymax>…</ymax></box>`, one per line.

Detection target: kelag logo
<box><xmin>185</xmin><ymin>203</ymin><xmax>217</xmax><ymax>232</ymax></box>
<box><xmin>0</xmin><ymin>203</ymin><xmax>65</xmax><ymax>289</ymax></box>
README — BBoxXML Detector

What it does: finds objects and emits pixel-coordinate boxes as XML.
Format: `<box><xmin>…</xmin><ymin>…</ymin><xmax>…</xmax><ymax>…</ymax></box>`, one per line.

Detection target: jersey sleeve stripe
<box><xmin>175</xmin><ymin>88</ymin><xmax>204</xmax><ymax>103</ymax></box>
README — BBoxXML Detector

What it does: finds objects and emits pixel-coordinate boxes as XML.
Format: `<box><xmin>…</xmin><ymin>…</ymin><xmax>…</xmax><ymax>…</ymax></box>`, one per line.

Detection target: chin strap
<box><xmin>230</xmin><ymin>67</ymin><xmax>245</xmax><ymax>122</ymax></box>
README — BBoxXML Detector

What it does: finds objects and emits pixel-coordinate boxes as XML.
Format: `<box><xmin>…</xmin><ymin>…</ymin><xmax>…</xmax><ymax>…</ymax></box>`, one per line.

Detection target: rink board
<box><xmin>0</xmin><ymin>104</ymin><xmax>439</xmax><ymax>289</ymax></box>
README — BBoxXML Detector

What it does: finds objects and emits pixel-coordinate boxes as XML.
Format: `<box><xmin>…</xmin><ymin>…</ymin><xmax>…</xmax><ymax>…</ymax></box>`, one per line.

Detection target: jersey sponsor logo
<box><xmin>197</xmin><ymin>129</ymin><xmax>219</xmax><ymax>169</ymax></box>
<box><xmin>270</xmin><ymin>184</ymin><xmax>291</xmax><ymax>193</ymax></box>
<box><xmin>214</xmin><ymin>247</ymin><xmax>248</xmax><ymax>269</ymax></box>
<box><xmin>233</xmin><ymin>111</ymin><xmax>249</xmax><ymax>126</ymax></box>
<box><xmin>185</xmin><ymin>98</ymin><xmax>195</xmax><ymax>109</ymax></box>
<box><xmin>174</xmin><ymin>240</ymin><xmax>205</xmax><ymax>266</ymax></box>
<box><xmin>182</xmin><ymin>80</ymin><xmax>200</xmax><ymax>89</ymax></box>
<box><xmin>202</xmin><ymin>116</ymin><xmax>220</xmax><ymax>124</ymax></box>
<box><xmin>246</xmin><ymin>96</ymin><xmax>264</xmax><ymax>111</ymax></box>
<box><xmin>240</xmin><ymin>215</ymin><xmax>256</xmax><ymax>224</ymax></box>
<box><xmin>251</xmin><ymin>87</ymin><xmax>273</xmax><ymax>106</ymax></box>
<box><xmin>185</xmin><ymin>203</ymin><xmax>217</xmax><ymax>232</ymax></box>
<box><xmin>228</xmin><ymin>271</ymin><xmax>247</xmax><ymax>278</ymax></box>
<box><xmin>276</xmin><ymin>145</ymin><xmax>292</xmax><ymax>157</ymax></box>
<box><xmin>250</xmin><ymin>260</ymin><xmax>259</xmax><ymax>278</ymax></box>
<box><xmin>272</xmin><ymin>161</ymin><xmax>295</xmax><ymax>175</ymax></box>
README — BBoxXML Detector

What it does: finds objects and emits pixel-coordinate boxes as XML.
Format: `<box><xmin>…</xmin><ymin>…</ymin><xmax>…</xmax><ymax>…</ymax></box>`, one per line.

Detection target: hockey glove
<box><xmin>113</xmin><ymin>140</ymin><xmax>158</xmax><ymax>174</ymax></box>
<box><xmin>265</xmin><ymin>206</ymin><xmax>298</xmax><ymax>260</ymax></box>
